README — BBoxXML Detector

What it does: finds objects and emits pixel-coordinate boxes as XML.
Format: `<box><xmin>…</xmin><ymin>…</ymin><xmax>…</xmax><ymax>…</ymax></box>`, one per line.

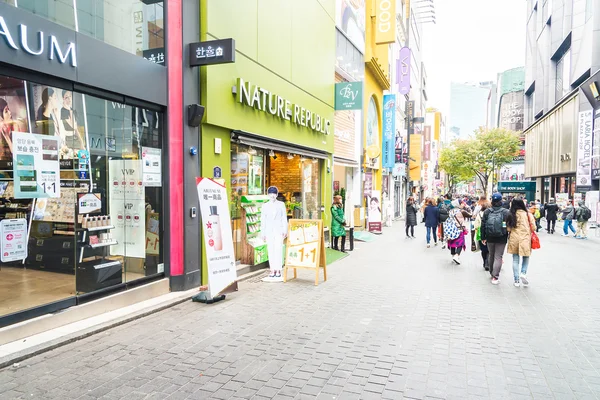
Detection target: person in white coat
<box><xmin>261</xmin><ymin>186</ymin><xmax>288</xmax><ymax>280</ymax></box>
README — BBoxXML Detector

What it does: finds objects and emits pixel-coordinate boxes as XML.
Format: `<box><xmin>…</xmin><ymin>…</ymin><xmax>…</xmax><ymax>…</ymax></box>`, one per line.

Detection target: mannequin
<box><xmin>260</xmin><ymin>186</ymin><xmax>288</xmax><ymax>281</ymax></box>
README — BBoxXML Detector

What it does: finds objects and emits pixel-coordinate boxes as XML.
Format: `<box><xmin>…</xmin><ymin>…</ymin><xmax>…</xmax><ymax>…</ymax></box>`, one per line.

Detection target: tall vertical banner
<box><xmin>406</xmin><ymin>100</ymin><xmax>415</xmax><ymax>134</ymax></box>
<box><xmin>382</xmin><ymin>94</ymin><xmax>396</xmax><ymax>169</ymax></box>
<box><xmin>397</xmin><ymin>47</ymin><xmax>411</xmax><ymax>95</ymax></box>
<box><xmin>374</xmin><ymin>0</ymin><xmax>396</xmax><ymax>44</ymax></box>
<box><xmin>197</xmin><ymin>178</ymin><xmax>238</xmax><ymax>298</ymax></box>
<box><xmin>12</xmin><ymin>132</ymin><xmax>61</xmax><ymax>199</ymax></box>
<box><xmin>424</xmin><ymin>126</ymin><xmax>431</xmax><ymax>161</ymax></box>
<box><xmin>109</xmin><ymin>160</ymin><xmax>146</xmax><ymax>258</ymax></box>
<box><xmin>593</xmin><ymin>110</ymin><xmax>600</xmax><ymax>180</ymax></box>
<box><xmin>577</xmin><ymin>110</ymin><xmax>593</xmax><ymax>187</ymax></box>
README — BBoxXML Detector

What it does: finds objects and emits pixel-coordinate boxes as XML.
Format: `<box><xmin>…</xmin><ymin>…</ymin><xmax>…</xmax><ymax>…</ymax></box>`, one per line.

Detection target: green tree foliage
<box><xmin>438</xmin><ymin>144</ymin><xmax>473</xmax><ymax>195</ymax></box>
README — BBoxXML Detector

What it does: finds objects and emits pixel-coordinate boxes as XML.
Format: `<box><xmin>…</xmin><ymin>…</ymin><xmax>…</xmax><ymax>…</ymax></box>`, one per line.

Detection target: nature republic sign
<box><xmin>236</xmin><ymin>78</ymin><xmax>331</xmax><ymax>135</ymax></box>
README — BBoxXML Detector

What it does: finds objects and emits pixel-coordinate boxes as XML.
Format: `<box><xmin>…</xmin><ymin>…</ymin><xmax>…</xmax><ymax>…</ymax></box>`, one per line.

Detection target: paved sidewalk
<box><xmin>1</xmin><ymin>223</ymin><xmax>600</xmax><ymax>400</ymax></box>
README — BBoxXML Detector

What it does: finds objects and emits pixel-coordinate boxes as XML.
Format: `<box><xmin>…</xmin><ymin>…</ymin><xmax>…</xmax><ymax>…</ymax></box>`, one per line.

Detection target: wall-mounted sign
<box><xmin>236</xmin><ymin>78</ymin><xmax>331</xmax><ymax>135</ymax></box>
<box><xmin>12</xmin><ymin>132</ymin><xmax>61</xmax><ymax>199</ymax></box>
<box><xmin>406</xmin><ymin>101</ymin><xmax>415</xmax><ymax>134</ymax></box>
<box><xmin>335</xmin><ymin>82</ymin><xmax>363</xmax><ymax>110</ymax></box>
<box><xmin>382</xmin><ymin>94</ymin><xmax>396</xmax><ymax>169</ymax></box>
<box><xmin>142</xmin><ymin>147</ymin><xmax>162</xmax><ymax>187</ymax></box>
<box><xmin>189</xmin><ymin>38</ymin><xmax>235</xmax><ymax>67</ymax></box>
<box><xmin>213</xmin><ymin>166</ymin><xmax>222</xmax><ymax>179</ymax></box>
<box><xmin>0</xmin><ymin>14</ymin><xmax>77</xmax><ymax>67</ymax></box>
<box><xmin>374</xmin><ymin>0</ymin><xmax>396</xmax><ymax>44</ymax></box>
<box><xmin>397</xmin><ymin>47</ymin><xmax>411</xmax><ymax>95</ymax></box>
<box><xmin>143</xmin><ymin>47</ymin><xmax>165</xmax><ymax>66</ymax></box>
<box><xmin>577</xmin><ymin>110</ymin><xmax>593</xmax><ymax>187</ymax></box>
<box><xmin>0</xmin><ymin>218</ymin><xmax>28</xmax><ymax>262</ymax></box>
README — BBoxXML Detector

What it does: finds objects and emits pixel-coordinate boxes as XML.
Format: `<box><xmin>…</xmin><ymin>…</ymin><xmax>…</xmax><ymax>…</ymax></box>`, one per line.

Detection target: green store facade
<box><xmin>198</xmin><ymin>0</ymin><xmax>336</xmax><ymax>277</ymax></box>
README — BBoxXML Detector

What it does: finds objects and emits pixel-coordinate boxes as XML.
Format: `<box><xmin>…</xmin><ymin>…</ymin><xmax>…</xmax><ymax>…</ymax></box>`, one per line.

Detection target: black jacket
<box><xmin>544</xmin><ymin>203</ymin><xmax>559</xmax><ymax>220</ymax></box>
<box><xmin>480</xmin><ymin>206</ymin><xmax>509</xmax><ymax>244</ymax></box>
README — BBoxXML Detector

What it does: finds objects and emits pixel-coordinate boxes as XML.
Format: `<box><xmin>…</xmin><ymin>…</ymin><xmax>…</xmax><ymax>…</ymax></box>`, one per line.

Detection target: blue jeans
<box><xmin>426</xmin><ymin>226</ymin><xmax>437</xmax><ymax>244</ymax></box>
<box><xmin>512</xmin><ymin>254</ymin><xmax>529</xmax><ymax>281</ymax></box>
<box><xmin>563</xmin><ymin>220</ymin><xmax>576</xmax><ymax>235</ymax></box>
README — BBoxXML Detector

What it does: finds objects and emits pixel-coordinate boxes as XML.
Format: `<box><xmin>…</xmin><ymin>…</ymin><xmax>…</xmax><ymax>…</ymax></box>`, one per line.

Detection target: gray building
<box><xmin>449</xmin><ymin>81</ymin><xmax>492</xmax><ymax>141</ymax></box>
<box><xmin>524</xmin><ymin>0</ymin><xmax>600</xmax><ymax>202</ymax></box>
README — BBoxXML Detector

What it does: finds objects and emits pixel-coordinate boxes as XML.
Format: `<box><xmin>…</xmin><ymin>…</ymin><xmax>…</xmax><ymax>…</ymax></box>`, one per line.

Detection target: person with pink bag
<box><xmin>506</xmin><ymin>198</ymin><xmax>537</xmax><ymax>287</ymax></box>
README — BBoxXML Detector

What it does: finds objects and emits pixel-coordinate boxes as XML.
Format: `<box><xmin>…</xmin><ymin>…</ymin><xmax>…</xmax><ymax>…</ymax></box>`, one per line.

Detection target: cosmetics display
<box><xmin>240</xmin><ymin>195</ymin><xmax>270</xmax><ymax>266</ymax></box>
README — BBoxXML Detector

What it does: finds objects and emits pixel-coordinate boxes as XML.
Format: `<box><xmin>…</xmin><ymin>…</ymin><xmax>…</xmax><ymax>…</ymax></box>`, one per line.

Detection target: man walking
<box><xmin>543</xmin><ymin>198</ymin><xmax>559</xmax><ymax>234</ymax></box>
<box><xmin>481</xmin><ymin>193</ymin><xmax>510</xmax><ymax>285</ymax></box>
<box><xmin>574</xmin><ymin>200</ymin><xmax>591</xmax><ymax>239</ymax></box>
<box><xmin>561</xmin><ymin>201</ymin><xmax>576</xmax><ymax>237</ymax></box>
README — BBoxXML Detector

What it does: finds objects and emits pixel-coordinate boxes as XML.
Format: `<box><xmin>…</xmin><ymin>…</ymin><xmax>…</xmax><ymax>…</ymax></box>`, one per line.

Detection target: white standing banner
<box><xmin>142</xmin><ymin>147</ymin><xmax>162</xmax><ymax>187</ymax></box>
<box><xmin>577</xmin><ymin>110</ymin><xmax>593</xmax><ymax>187</ymax></box>
<box><xmin>196</xmin><ymin>177</ymin><xmax>237</xmax><ymax>298</ymax></box>
<box><xmin>109</xmin><ymin>160</ymin><xmax>146</xmax><ymax>258</ymax></box>
<box><xmin>12</xmin><ymin>132</ymin><xmax>61</xmax><ymax>199</ymax></box>
<box><xmin>1</xmin><ymin>219</ymin><xmax>28</xmax><ymax>262</ymax></box>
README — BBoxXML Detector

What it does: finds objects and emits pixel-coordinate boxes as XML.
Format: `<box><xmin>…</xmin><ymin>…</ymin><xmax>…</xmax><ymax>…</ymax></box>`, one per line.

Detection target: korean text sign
<box><xmin>1</xmin><ymin>218</ymin><xmax>28</xmax><ymax>262</ymax></box>
<box><xmin>12</xmin><ymin>132</ymin><xmax>61</xmax><ymax>199</ymax></box>
<box><xmin>197</xmin><ymin>178</ymin><xmax>237</xmax><ymax>297</ymax></box>
<box><xmin>382</xmin><ymin>94</ymin><xmax>396</xmax><ymax>169</ymax></box>
<box><xmin>285</xmin><ymin>220</ymin><xmax>322</xmax><ymax>269</ymax></box>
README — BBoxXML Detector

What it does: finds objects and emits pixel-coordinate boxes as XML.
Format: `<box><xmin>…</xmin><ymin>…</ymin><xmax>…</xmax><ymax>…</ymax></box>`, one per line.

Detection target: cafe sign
<box><xmin>236</xmin><ymin>78</ymin><xmax>331</xmax><ymax>135</ymax></box>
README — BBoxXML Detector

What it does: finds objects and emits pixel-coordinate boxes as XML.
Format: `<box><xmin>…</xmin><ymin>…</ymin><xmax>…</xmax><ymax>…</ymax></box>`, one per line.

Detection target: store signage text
<box><xmin>375</xmin><ymin>0</ymin><xmax>396</xmax><ymax>44</ymax></box>
<box><xmin>0</xmin><ymin>16</ymin><xmax>77</xmax><ymax>67</ymax></box>
<box><xmin>397</xmin><ymin>47</ymin><xmax>411</xmax><ymax>95</ymax></box>
<box><xmin>576</xmin><ymin>110</ymin><xmax>593</xmax><ymax>186</ymax></box>
<box><xmin>189</xmin><ymin>38</ymin><xmax>235</xmax><ymax>67</ymax></box>
<box><xmin>334</xmin><ymin>82</ymin><xmax>363</xmax><ymax>110</ymax></box>
<box><xmin>236</xmin><ymin>78</ymin><xmax>331</xmax><ymax>135</ymax></box>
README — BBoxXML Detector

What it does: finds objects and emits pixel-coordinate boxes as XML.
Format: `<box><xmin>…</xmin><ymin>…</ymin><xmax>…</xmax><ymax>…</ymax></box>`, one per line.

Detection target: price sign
<box><xmin>12</xmin><ymin>132</ymin><xmax>61</xmax><ymax>199</ymax></box>
<box><xmin>284</xmin><ymin>219</ymin><xmax>327</xmax><ymax>285</ymax></box>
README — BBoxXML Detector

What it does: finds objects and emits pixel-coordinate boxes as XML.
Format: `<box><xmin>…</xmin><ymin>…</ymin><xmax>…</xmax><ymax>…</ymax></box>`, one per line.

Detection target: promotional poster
<box><xmin>197</xmin><ymin>177</ymin><xmax>237</xmax><ymax>298</ymax></box>
<box><xmin>367</xmin><ymin>189</ymin><xmax>382</xmax><ymax>233</ymax></box>
<box><xmin>0</xmin><ymin>218</ymin><xmax>28</xmax><ymax>262</ymax></box>
<box><xmin>0</xmin><ymin>76</ymin><xmax>29</xmax><ymax>162</ymax></box>
<box><xmin>141</xmin><ymin>146</ymin><xmax>162</xmax><ymax>187</ymax></box>
<box><xmin>12</xmin><ymin>132</ymin><xmax>61</xmax><ymax>199</ymax></box>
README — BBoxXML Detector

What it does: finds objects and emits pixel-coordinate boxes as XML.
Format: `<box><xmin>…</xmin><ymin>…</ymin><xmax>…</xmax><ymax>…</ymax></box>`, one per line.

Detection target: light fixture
<box><xmin>268</xmin><ymin>150</ymin><xmax>275</xmax><ymax>157</ymax></box>
<box><xmin>300</xmin><ymin>156</ymin><xmax>307</xmax><ymax>162</ymax></box>
<box><xmin>590</xmin><ymin>82</ymin><xmax>600</xmax><ymax>100</ymax></box>
<box><xmin>248</xmin><ymin>146</ymin><xmax>257</xmax><ymax>155</ymax></box>
<box><xmin>312</xmin><ymin>158</ymin><xmax>318</xmax><ymax>163</ymax></box>
<box><xmin>287</xmin><ymin>153</ymin><xmax>294</xmax><ymax>160</ymax></box>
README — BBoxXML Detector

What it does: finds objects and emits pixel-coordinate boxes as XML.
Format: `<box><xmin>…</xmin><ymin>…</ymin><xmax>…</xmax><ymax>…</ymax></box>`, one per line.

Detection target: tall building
<box><xmin>524</xmin><ymin>0</ymin><xmax>600</xmax><ymax>202</ymax></box>
<box><xmin>449</xmin><ymin>82</ymin><xmax>491</xmax><ymax>140</ymax></box>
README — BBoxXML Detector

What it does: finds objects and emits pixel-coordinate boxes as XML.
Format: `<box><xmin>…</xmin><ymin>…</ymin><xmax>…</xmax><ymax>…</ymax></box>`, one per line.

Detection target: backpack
<box><xmin>443</xmin><ymin>211</ymin><xmax>461</xmax><ymax>240</ymax></box>
<box><xmin>485</xmin><ymin>208</ymin><xmax>508</xmax><ymax>238</ymax></box>
<box><xmin>581</xmin><ymin>206</ymin><xmax>592</xmax><ymax>221</ymax></box>
<box><xmin>439</xmin><ymin>204</ymin><xmax>450</xmax><ymax>222</ymax></box>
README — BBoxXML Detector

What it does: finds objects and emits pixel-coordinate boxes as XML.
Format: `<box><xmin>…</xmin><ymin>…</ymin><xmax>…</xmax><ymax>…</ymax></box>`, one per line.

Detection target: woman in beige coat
<box><xmin>506</xmin><ymin>198</ymin><xmax>536</xmax><ymax>287</ymax></box>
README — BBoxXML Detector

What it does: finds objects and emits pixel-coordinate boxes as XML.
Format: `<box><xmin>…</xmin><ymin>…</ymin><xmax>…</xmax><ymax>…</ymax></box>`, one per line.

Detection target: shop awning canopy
<box><xmin>231</xmin><ymin>130</ymin><xmax>330</xmax><ymax>160</ymax></box>
<box><xmin>333</xmin><ymin>157</ymin><xmax>359</xmax><ymax>168</ymax></box>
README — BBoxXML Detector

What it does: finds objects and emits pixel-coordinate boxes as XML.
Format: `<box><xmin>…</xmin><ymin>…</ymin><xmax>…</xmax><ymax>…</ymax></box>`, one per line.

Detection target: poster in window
<box><xmin>12</xmin><ymin>132</ymin><xmax>61</xmax><ymax>198</ymax></box>
<box><xmin>0</xmin><ymin>76</ymin><xmax>29</xmax><ymax>162</ymax></box>
<box><xmin>109</xmin><ymin>159</ymin><xmax>146</xmax><ymax>258</ymax></box>
<box><xmin>248</xmin><ymin>155</ymin><xmax>263</xmax><ymax>195</ymax></box>
<box><xmin>0</xmin><ymin>218</ymin><xmax>28</xmax><ymax>262</ymax></box>
<box><xmin>28</xmin><ymin>84</ymin><xmax>86</xmax><ymax>158</ymax></box>
<box><xmin>142</xmin><ymin>146</ymin><xmax>162</xmax><ymax>187</ymax></box>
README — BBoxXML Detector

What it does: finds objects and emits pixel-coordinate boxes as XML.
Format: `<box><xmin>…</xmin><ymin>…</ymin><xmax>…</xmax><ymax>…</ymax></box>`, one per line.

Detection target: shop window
<box><xmin>0</xmin><ymin>73</ymin><xmax>164</xmax><ymax>320</ymax></box>
<box><xmin>555</xmin><ymin>49</ymin><xmax>571</xmax><ymax>103</ymax></box>
<box><xmin>16</xmin><ymin>0</ymin><xmax>77</xmax><ymax>30</ymax></box>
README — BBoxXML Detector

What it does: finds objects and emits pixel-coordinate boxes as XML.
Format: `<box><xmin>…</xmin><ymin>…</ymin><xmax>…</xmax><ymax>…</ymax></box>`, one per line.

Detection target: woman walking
<box><xmin>405</xmin><ymin>196</ymin><xmax>418</xmax><ymax>239</ymax></box>
<box><xmin>331</xmin><ymin>195</ymin><xmax>346</xmax><ymax>252</ymax></box>
<box><xmin>445</xmin><ymin>199</ymin><xmax>471</xmax><ymax>264</ymax></box>
<box><xmin>423</xmin><ymin>198</ymin><xmax>440</xmax><ymax>247</ymax></box>
<box><xmin>507</xmin><ymin>198</ymin><xmax>535</xmax><ymax>287</ymax></box>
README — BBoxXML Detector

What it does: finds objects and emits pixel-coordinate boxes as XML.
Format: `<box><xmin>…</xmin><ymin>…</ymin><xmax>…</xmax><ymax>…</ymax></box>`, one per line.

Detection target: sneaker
<box><xmin>442</xmin><ymin>244</ymin><xmax>446</xmax><ymax>249</ymax></box>
<box><xmin>491</xmin><ymin>278</ymin><xmax>500</xmax><ymax>285</ymax></box>
<box><xmin>434</xmin><ymin>242</ymin><xmax>438</xmax><ymax>246</ymax></box>
<box><xmin>520</xmin><ymin>274</ymin><xmax>529</xmax><ymax>286</ymax></box>
<box><xmin>275</xmin><ymin>271</ymin><xmax>281</xmax><ymax>278</ymax></box>
<box><xmin>268</xmin><ymin>272</ymin><xmax>276</xmax><ymax>278</ymax></box>
<box><xmin>427</xmin><ymin>244</ymin><xmax>431</xmax><ymax>248</ymax></box>
<box><xmin>412</xmin><ymin>236</ymin><xmax>417</xmax><ymax>239</ymax></box>
<box><xmin>453</xmin><ymin>255</ymin><xmax>460</xmax><ymax>265</ymax></box>
<box><xmin>514</xmin><ymin>280</ymin><xmax>520</xmax><ymax>287</ymax></box>
<box><xmin>561</xmin><ymin>233</ymin><xmax>569</xmax><ymax>237</ymax></box>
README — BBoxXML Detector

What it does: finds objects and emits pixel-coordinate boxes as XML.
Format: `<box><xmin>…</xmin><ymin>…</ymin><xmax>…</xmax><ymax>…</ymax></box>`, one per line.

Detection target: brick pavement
<box><xmin>1</xmin><ymin>223</ymin><xmax>600</xmax><ymax>400</ymax></box>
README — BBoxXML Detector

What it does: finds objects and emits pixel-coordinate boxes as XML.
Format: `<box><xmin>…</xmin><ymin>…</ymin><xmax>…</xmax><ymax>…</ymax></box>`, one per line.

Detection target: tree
<box><xmin>438</xmin><ymin>144</ymin><xmax>474</xmax><ymax>195</ymax></box>
<box><xmin>456</xmin><ymin>127</ymin><xmax>521</xmax><ymax>196</ymax></box>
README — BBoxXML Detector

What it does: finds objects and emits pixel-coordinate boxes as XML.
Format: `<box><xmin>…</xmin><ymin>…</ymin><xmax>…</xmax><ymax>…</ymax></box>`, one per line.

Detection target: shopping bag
<box><xmin>531</xmin><ymin>231</ymin><xmax>541</xmax><ymax>250</ymax></box>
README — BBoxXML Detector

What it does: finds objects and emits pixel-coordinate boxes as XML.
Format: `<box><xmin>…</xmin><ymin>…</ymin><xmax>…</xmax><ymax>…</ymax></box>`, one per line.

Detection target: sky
<box><xmin>421</xmin><ymin>0</ymin><xmax>527</xmax><ymax>116</ymax></box>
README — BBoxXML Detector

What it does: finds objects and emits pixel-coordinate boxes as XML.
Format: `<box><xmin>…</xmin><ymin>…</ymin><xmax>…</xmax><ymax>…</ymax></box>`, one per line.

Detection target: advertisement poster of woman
<box><xmin>367</xmin><ymin>190</ymin><xmax>382</xmax><ymax>233</ymax></box>
<box><xmin>0</xmin><ymin>76</ymin><xmax>29</xmax><ymax>161</ymax></box>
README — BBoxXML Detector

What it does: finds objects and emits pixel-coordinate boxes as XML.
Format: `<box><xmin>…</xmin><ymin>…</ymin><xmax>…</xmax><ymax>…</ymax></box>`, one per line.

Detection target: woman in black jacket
<box><xmin>543</xmin><ymin>198</ymin><xmax>559</xmax><ymax>233</ymax></box>
<box><xmin>405</xmin><ymin>196</ymin><xmax>418</xmax><ymax>239</ymax></box>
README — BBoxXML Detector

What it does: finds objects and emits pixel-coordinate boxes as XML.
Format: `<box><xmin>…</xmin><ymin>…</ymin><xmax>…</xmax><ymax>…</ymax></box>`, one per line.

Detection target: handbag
<box><xmin>529</xmin><ymin>214</ymin><xmax>541</xmax><ymax>250</ymax></box>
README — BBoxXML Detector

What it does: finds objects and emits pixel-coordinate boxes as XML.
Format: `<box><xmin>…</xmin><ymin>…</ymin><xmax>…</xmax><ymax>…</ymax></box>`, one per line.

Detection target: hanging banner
<box><xmin>424</xmin><ymin>126</ymin><xmax>431</xmax><ymax>161</ymax></box>
<box><xmin>593</xmin><ymin>111</ymin><xmax>600</xmax><ymax>180</ymax></box>
<box><xmin>0</xmin><ymin>218</ymin><xmax>28</xmax><ymax>262</ymax></box>
<box><xmin>12</xmin><ymin>132</ymin><xmax>60</xmax><ymax>199</ymax></box>
<box><xmin>109</xmin><ymin>160</ymin><xmax>146</xmax><ymax>258</ymax></box>
<box><xmin>577</xmin><ymin>110</ymin><xmax>593</xmax><ymax>187</ymax></box>
<box><xmin>406</xmin><ymin>100</ymin><xmax>415</xmax><ymax>134</ymax></box>
<box><xmin>367</xmin><ymin>190</ymin><xmax>382</xmax><ymax>233</ymax></box>
<box><xmin>197</xmin><ymin>178</ymin><xmax>238</xmax><ymax>297</ymax></box>
<box><xmin>335</xmin><ymin>81</ymin><xmax>363</xmax><ymax>110</ymax></box>
<box><xmin>142</xmin><ymin>147</ymin><xmax>162</xmax><ymax>187</ymax></box>
<box><xmin>374</xmin><ymin>0</ymin><xmax>396</xmax><ymax>44</ymax></box>
<box><xmin>382</xmin><ymin>94</ymin><xmax>396</xmax><ymax>169</ymax></box>
<box><xmin>397</xmin><ymin>47</ymin><xmax>411</xmax><ymax>95</ymax></box>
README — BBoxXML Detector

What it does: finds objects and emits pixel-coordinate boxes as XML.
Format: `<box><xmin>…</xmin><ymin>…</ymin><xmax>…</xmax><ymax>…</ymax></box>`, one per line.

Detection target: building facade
<box><xmin>524</xmin><ymin>0</ymin><xmax>600</xmax><ymax>203</ymax></box>
<box><xmin>449</xmin><ymin>82</ymin><xmax>491</xmax><ymax>140</ymax></box>
<box><xmin>0</xmin><ymin>1</ymin><xmax>171</xmax><ymax>328</ymax></box>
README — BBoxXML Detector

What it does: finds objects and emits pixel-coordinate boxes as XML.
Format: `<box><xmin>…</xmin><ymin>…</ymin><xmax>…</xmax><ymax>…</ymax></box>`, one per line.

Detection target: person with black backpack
<box><xmin>437</xmin><ymin>195</ymin><xmax>450</xmax><ymax>248</ymax></box>
<box><xmin>481</xmin><ymin>193</ymin><xmax>510</xmax><ymax>285</ymax></box>
<box><xmin>574</xmin><ymin>200</ymin><xmax>591</xmax><ymax>239</ymax></box>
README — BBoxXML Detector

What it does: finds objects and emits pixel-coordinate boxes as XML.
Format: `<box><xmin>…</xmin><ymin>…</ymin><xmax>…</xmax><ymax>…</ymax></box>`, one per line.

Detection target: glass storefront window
<box><xmin>7</xmin><ymin>1</ymin><xmax>164</xmax><ymax>63</ymax></box>
<box><xmin>0</xmin><ymin>73</ymin><xmax>164</xmax><ymax>319</ymax></box>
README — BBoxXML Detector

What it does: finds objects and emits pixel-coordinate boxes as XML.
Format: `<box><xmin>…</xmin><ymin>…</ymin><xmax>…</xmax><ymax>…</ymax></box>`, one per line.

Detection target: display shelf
<box><xmin>86</xmin><ymin>241</ymin><xmax>118</xmax><ymax>249</ymax></box>
<box><xmin>85</xmin><ymin>225</ymin><xmax>115</xmax><ymax>232</ymax></box>
<box><xmin>53</xmin><ymin>230</ymin><xmax>76</xmax><ymax>236</ymax></box>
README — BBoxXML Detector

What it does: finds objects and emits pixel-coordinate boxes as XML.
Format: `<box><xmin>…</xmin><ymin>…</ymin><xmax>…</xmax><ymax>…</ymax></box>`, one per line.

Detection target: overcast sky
<box><xmin>421</xmin><ymin>0</ymin><xmax>527</xmax><ymax>115</ymax></box>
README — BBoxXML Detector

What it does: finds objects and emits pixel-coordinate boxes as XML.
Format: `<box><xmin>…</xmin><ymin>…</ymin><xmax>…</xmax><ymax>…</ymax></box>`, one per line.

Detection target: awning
<box><xmin>231</xmin><ymin>130</ymin><xmax>329</xmax><ymax>160</ymax></box>
<box><xmin>333</xmin><ymin>156</ymin><xmax>359</xmax><ymax>168</ymax></box>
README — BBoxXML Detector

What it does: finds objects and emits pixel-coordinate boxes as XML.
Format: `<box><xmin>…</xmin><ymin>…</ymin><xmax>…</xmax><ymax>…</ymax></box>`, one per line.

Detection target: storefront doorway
<box><xmin>230</xmin><ymin>143</ymin><xmax>323</xmax><ymax>266</ymax></box>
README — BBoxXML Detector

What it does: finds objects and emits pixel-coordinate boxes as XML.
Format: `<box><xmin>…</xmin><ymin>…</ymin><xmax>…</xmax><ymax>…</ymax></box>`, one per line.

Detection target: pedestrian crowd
<box><xmin>404</xmin><ymin>193</ymin><xmax>593</xmax><ymax>287</ymax></box>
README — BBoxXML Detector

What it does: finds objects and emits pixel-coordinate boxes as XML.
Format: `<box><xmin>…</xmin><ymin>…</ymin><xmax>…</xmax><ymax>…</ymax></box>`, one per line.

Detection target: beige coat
<box><xmin>507</xmin><ymin>210</ymin><xmax>535</xmax><ymax>256</ymax></box>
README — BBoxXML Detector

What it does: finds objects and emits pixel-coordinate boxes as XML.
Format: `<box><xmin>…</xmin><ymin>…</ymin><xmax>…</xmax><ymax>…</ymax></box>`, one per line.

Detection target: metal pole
<box><xmin>404</xmin><ymin>0</ymin><xmax>411</xmax><ymax>200</ymax></box>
